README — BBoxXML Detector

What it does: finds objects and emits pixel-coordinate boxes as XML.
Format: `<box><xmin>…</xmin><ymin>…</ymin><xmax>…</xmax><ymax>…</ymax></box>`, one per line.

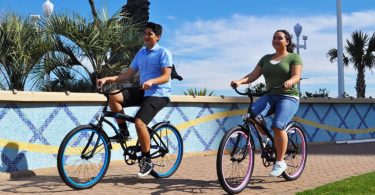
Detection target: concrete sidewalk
<box><xmin>0</xmin><ymin>142</ymin><xmax>374</xmax><ymax>194</ymax></box>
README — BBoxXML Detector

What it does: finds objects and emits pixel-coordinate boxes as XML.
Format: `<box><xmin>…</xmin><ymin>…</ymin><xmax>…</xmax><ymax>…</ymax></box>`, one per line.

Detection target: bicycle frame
<box><xmin>232</xmin><ymin>86</ymin><xmax>301</xmax><ymax>166</ymax></box>
<box><xmin>84</xmin><ymin>86</ymin><xmax>172</xmax><ymax>163</ymax></box>
<box><xmin>57</xmin><ymin>84</ymin><xmax>184</xmax><ymax>189</ymax></box>
<box><xmin>241</xmin><ymin>117</ymin><xmax>277</xmax><ymax>165</ymax></box>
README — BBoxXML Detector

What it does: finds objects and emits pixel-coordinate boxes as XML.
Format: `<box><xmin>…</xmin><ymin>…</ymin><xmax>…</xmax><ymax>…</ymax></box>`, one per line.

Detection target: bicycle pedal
<box><xmin>109</xmin><ymin>136</ymin><xmax>133</xmax><ymax>143</ymax></box>
<box><xmin>261</xmin><ymin>152</ymin><xmax>269</xmax><ymax>158</ymax></box>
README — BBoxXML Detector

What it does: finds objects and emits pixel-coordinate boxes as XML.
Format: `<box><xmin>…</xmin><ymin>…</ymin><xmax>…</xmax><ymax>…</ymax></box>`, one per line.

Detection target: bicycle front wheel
<box><xmin>149</xmin><ymin>123</ymin><xmax>183</xmax><ymax>178</ymax></box>
<box><xmin>282</xmin><ymin>124</ymin><xmax>307</xmax><ymax>181</ymax></box>
<box><xmin>57</xmin><ymin>125</ymin><xmax>111</xmax><ymax>190</ymax></box>
<box><xmin>216</xmin><ymin>126</ymin><xmax>254</xmax><ymax>194</ymax></box>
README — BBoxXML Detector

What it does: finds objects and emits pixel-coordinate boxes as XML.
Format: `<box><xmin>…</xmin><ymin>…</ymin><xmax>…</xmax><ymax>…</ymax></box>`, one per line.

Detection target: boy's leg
<box><xmin>108</xmin><ymin>88</ymin><xmax>143</xmax><ymax>141</ymax></box>
<box><xmin>108</xmin><ymin>93</ymin><xmax>125</xmax><ymax>124</ymax></box>
<box><xmin>134</xmin><ymin>96</ymin><xmax>170</xmax><ymax>177</ymax></box>
<box><xmin>135</xmin><ymin>118</ymin><xmax>150</xmax><ymax>154</ymax></box>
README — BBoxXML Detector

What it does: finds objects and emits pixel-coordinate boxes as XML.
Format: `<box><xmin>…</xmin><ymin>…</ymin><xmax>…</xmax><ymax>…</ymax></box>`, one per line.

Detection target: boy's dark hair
<box><xmin>146</xmin><ymin>22</ymin><xmax>162</xmax><ymax>36</ymax></box>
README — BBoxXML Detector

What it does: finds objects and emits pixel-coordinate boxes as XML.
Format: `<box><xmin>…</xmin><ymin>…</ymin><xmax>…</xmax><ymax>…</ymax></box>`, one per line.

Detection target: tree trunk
<box><xmin>88</xmin><ymin>0</ymin><xmax>99</xmax><ymax>26</ymax></box>
<box><xmin>120</xmin><ymin>0</ymin><xmax>150</xmax><ymax>26</ymax></box>
<box><xmin>355</xmin><ymin>65</ymin><xmax>366</xmax><ymax>98</ymax></box>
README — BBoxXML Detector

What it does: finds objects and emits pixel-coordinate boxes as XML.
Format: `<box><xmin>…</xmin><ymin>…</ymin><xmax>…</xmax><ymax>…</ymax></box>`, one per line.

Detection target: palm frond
<box><xmin>0</xmin><ymin>13</ymin><xmax>52</xmax><ymax>90</ymax></box>
<box><xmin>183</xmin><ymin>88</ymin><xmax>215</xmax><ymax>96</ymax></box>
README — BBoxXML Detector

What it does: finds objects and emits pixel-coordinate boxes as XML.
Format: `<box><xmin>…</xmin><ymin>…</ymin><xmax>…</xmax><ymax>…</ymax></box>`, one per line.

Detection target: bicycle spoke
<box><xmin>282</xmin><ymin>125</ymin><xmax>307</xmax><ymax>180</ymax></box>
<box><xmin>58</xmin><ymin>126</ymin><xmax>110</xmax><ymax>190</ymax></box>
<box><xmin>150</xmin><ymin>124</ymin><xmax>183</xmax><ymax>178</ymax></box>
<box><xmin>217</xmin><ymin>127</ymin><xmax>254</xmax><ymax>194</ymax></box>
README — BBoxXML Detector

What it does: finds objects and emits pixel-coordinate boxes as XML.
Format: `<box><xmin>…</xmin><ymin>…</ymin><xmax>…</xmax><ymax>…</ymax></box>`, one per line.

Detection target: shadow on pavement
<box><xmin>308</xmin><ymin>142</ymin><xmax>375</xmax><ymax>155</ymax></box>
<box><xmin>100</xmin><ymin>175</ymin><xmax>222</xmax><ymax>195</ymax></box>
<box><xmin>1</xmin><ymin>174</ymin><xmax>224</xmax><ymax>195</ymax></box>
<box><xmin>0</xmin><ymin>175</ymin><xmax>75</xmax><ymax>194</ymax></box>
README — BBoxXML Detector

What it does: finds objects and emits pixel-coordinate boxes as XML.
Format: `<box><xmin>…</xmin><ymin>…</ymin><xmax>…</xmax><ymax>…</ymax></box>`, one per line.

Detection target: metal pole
<box><xmin>296</xmin><ymin>35</ymin><xmax>300</xmax><ymax>55</ymax></box>
<box><xmin>296</xmin><ymin>35</ymin><xmax>301</xmax><ymax>93</ymax></box>
<box><xmin>337</xmin><ymin>0</ymin><xmax>345</xmax><ymax>97</ymax></box>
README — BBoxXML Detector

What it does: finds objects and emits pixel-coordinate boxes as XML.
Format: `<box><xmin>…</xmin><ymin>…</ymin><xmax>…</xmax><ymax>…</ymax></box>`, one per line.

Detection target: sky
<box><xmin>1</xmin><ymin>0</ymin><xmax>375</xmax><ymax>97</ymax></box>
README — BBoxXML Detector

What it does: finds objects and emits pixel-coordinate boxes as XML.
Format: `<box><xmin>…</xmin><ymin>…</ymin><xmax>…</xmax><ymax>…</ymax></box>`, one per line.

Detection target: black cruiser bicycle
<box><xmin>57</xmin><ymin>83</ymin><xmax>183</xmax><ymax>190</ymax></box>
<box><xmin>216</xmin><ymin>86</ymin><xmax>307</xmax><ymax>194</ymax></box>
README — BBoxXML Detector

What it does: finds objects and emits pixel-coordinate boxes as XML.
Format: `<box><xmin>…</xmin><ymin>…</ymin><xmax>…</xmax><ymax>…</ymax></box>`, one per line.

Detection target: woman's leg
<box><xmin>251</xmin><ymin>95</ymin><xmax>272</xmax><ymax>135</ymax></box>
<box><xmin>270</xmin><ymin>95</ymin><xmax>299</xmax><ymax>176</ymax></box>
<box><xmin>273</xmin><ymin>127</ymin><xmax>288</xmax><ymax>161</ymax></box>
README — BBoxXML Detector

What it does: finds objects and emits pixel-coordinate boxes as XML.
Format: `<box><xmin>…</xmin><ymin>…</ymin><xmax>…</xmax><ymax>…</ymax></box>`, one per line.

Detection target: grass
<box><xmin>297</xmin><ymin>171</ymin><xmax>375</xmax><ymax>194</ymax></box>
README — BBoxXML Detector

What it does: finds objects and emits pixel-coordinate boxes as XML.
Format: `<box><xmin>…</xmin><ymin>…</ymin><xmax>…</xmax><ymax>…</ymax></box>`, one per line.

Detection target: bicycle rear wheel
<box><xmin>57</xmin><ymin>125</ymin><xmax>111</xmax><ymax>190</ymax></box>
<box><xmin>216</xmin><ymin>126</ymin><xmax>254</xmax><ymax>194</ymax></box>
<box><xmin>282</xmin><ymin>124</ymin><xmax>307</xmax><ymax>181</ymax></box>
<box><xmin>149</xmin><ymin>123</ymin><xmax>183</xmax><ymax>178</ymax></box>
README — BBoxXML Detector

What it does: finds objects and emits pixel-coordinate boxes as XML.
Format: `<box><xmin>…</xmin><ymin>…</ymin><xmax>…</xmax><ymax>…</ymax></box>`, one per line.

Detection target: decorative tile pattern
<box><xmin>0</xmin><ymin>101</ymin><xmax>374</xmax><ymax>172</ymax></box>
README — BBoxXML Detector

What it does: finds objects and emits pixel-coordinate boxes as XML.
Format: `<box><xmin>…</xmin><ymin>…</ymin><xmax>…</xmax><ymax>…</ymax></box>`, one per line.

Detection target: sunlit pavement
<box><xmin>0</xmin><ymin>142</ymin><xmax>374</xmax><ymax>195</ymax></box>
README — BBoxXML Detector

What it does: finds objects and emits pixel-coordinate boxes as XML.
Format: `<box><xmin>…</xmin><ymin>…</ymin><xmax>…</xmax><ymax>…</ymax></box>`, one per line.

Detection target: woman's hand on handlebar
<box><xmin>230</xmin><ymin>80</ymin><xmax>242</xmax><ymax>88</ymax></box>
<box><xmin>283</xmin><ymin>80</ymin><xmax>294</xmax><ymax>89</ymax></box>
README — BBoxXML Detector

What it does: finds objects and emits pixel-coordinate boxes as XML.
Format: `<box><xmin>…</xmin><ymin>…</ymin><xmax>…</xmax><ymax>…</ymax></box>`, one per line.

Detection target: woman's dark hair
<box><xmin>275</xmin><ymin>29</ymin><xmax>295</xmax><ymax>53</ymax></box>
<box><xmin>146</xmin><ymin>22</ymin><xmax>162</xmax><ymax>36</ymax></box>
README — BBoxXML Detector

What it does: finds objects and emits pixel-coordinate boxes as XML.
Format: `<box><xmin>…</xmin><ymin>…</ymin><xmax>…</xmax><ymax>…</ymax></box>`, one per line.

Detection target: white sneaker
<box><xmin>269</xmin><ymin>161</ymin><xmax>287</xmax><ymax>177</ymax></box>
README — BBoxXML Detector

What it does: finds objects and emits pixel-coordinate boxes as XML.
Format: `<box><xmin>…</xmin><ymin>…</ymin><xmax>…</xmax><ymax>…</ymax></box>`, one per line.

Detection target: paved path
<box><xmin>0</xmin><ymin>142</ymin><xmax>374</xmax><ymax>194</ymax></box>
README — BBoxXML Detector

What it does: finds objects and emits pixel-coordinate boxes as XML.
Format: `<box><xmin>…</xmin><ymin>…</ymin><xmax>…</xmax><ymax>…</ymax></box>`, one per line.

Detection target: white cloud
<box><xmin>167</xmin><ymin>10</ymin><xmax>375</xmax><ymax>97</ymax></box>
<box><xmin>167</xmin><ymin>15</ymin><xmax>176</xmax><ymax>20</ymax></box>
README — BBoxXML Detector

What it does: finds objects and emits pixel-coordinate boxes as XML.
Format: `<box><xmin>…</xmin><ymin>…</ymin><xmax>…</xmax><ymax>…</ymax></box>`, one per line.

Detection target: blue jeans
<box><xmin>251</xmin><ymin>95</ymin><xmax>299</xmax><ymax>130</ymax></box>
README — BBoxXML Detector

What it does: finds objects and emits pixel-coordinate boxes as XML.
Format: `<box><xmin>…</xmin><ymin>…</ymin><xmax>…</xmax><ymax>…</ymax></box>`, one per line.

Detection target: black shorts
<box><xmin>122</xmin><ymin>88</ymin><xmax>170</xmax><ymax>125</ymax></box>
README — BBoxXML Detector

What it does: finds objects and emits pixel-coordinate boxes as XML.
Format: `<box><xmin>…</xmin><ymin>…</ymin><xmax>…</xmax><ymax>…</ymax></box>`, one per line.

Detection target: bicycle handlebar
<box><xmin>233</xmin><ymin>85</ymin><xmax>284</xmax><ymax>97</ymax></box>
<box><xmin>96</xmin><ymin>82</ymin><xmax>140</xmax><ymax>96</ymax></box>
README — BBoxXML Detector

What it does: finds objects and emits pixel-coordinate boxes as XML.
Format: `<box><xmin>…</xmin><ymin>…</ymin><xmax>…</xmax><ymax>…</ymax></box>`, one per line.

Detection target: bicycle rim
<box><xmin>217</xmin><ymin>127</ymin><xmax>254</xmax><ymax>194</ymax></box>
<box><xmin>58</xmin><ymin>126</ymin><xmax>110</xmax><ymax>189</ymax></box>
<box><xmin>282</xmin><ymin>125</ymin><xmax>307</xmax><ymax>180</ymax></box>
<box><xmin>150</xmin><ymin>124</ymin><xmax>183</xmax><ymax>178</ymax></box>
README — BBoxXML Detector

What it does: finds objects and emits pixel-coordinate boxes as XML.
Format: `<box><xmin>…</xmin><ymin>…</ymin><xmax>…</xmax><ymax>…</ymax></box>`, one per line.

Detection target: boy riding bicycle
<box><xmin>96</xmin><ymin>22</ymin><xmax>172</xmax><ymax>177</ymax></box>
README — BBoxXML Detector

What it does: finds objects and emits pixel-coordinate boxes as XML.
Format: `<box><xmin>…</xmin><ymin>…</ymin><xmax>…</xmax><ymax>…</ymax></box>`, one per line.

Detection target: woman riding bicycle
<box><xmin>230</xmin><ymin>29</ymin><xmax>303</xmax><ymax>177</ymax></box>
<box><xmin>96</xmin><ymin>22</ymin><xmax>172</xmax><ymax>178</ymax></box>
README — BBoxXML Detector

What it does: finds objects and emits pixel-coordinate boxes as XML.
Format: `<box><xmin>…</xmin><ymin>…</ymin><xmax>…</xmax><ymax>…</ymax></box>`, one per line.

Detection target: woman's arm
<box><xmin>231</xmin><ymin>65</ymin><xmax>262</xmax><ymax>87</ymax></box>
<box><xmin>284</xmin><ymin>65</ymin><xmax>302</xmax><ymax>89</ymax></box>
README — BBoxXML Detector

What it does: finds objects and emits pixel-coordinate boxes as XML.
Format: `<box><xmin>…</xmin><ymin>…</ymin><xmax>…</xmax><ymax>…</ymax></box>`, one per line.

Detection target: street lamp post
<box><xmin>336</xmin><ymin>0</ymin><xmax>345</xmax><ymax>98</ymax></box>
<box><xmin>30</xmin><ymin>15</ymin><xmax>41</xmax><ymax>30</ymax></box>
<box><xmin>42</xmin><ymin>0</ymin><xmax>54</xmax><ymax>91</ymax></box>
<box><xmin>43</xmin><ymin>0</ymin><xmax>54</xmax><ymax>17</ymax></box>
<box><xmin>293</xmin><ymin>23</ymin><xmax>308</xmax><ymax>93</ymax></box>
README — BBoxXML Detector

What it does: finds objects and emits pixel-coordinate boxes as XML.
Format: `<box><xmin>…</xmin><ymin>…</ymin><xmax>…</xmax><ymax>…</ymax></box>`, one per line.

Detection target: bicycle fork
<box><xmin>229</xmin><ymin>126</ymin><xmax>251</xmax><ymax>162</ymax></box>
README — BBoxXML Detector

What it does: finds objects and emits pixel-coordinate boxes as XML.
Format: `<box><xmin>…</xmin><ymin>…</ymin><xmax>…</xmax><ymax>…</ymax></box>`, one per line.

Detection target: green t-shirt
<box><xmin>258</xmin><ymin>53</ymin><xmax>303</xmax><ymax>96</ymax></box>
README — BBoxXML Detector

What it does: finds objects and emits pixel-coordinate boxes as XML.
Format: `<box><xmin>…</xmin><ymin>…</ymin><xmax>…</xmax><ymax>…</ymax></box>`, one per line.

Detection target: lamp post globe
<box><xmin>294</xmin><ymin>23</ymin><xmax>302</xmax><ymax>37</ymax></box>
<box><xmin>43</xmin><ymin>0</ymin><xmax>54</xmax><ymax>17</ymax></box>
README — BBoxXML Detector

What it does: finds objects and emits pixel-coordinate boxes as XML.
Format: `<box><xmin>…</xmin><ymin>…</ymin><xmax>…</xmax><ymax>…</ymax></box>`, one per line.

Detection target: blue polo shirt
<box><xmin>130</xmin><ymin>43</ymin><xmax>172</xmax><ymax>97</ymax></box>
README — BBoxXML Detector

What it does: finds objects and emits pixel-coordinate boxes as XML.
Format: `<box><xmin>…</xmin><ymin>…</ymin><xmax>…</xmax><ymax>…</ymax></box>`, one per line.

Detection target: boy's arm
<box><xmin>96</xmin><ymin>67</ymin><xmax>136</xmax><ymax>87</ymax></box>
<box><xmin>116</xmin><ymin>67</ymin><xmax>136</xmax><ymax>82</ymax></box>
<box><xmin>142</xmin><ymin>67</ymin><xmax>172</xmax><ymax>90</ymax></box>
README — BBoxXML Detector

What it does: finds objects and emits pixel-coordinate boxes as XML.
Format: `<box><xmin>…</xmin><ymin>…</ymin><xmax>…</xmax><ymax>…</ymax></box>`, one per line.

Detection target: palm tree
<box><xmin>120</xmin><ymin>0</ymin><xmax>150</xmax><ymax>26</ymax></box>
<box><xmin>0</xmin><ymin>14</ymin><xmax>52</xmax><ymax>91</ymax></box>
<box><xmin>183</xmin><ymin>88</ymin><xmax>215</xmax><ymax>96</ymax></box>
<box><xmin>39</xmin><ymin>10</ymin><xmax>143</xmax><ymax>92</ymax></box>
<box><xmin>327</xmin><ymin>31</ymin><xmax>375</xmax><ymax>98</ymax></box>
<box><xmin>88</xmin><ymin>0</ymin><xmax>98</xmax><ymax>20</ymax></box>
